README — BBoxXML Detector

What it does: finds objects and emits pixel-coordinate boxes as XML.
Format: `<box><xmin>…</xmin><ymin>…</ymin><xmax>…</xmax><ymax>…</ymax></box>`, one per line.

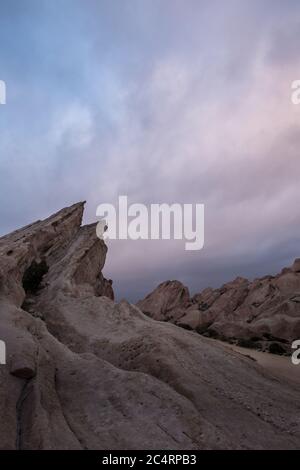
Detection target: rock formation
<box><xmin>136</xmin><ymin>280</ymin><xmax>190</xmax><ymax>322</ymax></box>
<box><xmin>137</xmin><ymin>264</ymin><xmax>300</xmax><ymax>354</ymax></box>
<box><xmin>0</xmin><ymin>203</ymin><xmax>300</xmax><ymax>450</ymax></box>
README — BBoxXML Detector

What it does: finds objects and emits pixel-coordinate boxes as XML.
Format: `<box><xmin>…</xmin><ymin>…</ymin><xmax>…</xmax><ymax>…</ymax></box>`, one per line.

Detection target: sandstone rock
<box><xmin>292</xmin><ymin>258</ymin><xmax>300</xmax><ymax>273</ymax></box>
<box><xmin>10</xmin><ymin>355</ymin><xmax>37</xmax><ymax>379</ymax></box>
<box><xmin>136</xmin><ymin>280</ymin><xmax>190</xmax><ymax>322</ymax></box>
<box><xmin>139</xmin><ymin>261</ymin><xmax>300</xmax><ymax>353</ymax></box>
<box><xmin>0</xmin><ymin>203</ymin><xmax>299</xmax><ymax>450</ymax></box>
<box><xmin>96</xmin><ymin>274</ymin><xmax>114</xmax><ymax>300</ymax></box>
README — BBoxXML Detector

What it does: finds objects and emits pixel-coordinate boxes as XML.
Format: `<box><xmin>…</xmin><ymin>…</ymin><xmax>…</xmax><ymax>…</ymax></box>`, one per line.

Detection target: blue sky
<box><xmin>1</xmin><ymin>0</ymin><xmax>300</xmax><ymax>300</ymax></box>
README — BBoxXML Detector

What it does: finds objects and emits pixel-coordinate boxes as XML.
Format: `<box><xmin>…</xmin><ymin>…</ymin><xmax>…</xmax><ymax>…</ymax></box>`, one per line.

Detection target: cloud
<box><xmin>1</xmin><ymin>0</ymin><xmax>300</xmax><ymax>301</ymax></box>
<box><xmin>50</xmin><ymin>103</ymin><xmax>94</xmax><ymax>149</ymax></box>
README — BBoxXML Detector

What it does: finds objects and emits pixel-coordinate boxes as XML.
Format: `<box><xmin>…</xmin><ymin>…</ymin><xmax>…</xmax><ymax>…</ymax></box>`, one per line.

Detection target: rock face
<box><xmin>0</xmin><ymin>203</ymin><xmax>300</xmax><ymax>450</ymax></box>
<box><xmin>136</xmin><ymin>280</ymin><xmax>191</xmax><ymax>322</ymax></box>
<box><xmin>138</xmin><ymin>267</ymin><xmax>300</xmax><ymax>354</ymax></box>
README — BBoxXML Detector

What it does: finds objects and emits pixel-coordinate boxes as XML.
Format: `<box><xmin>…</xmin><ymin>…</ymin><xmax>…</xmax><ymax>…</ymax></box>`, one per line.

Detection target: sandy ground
<box><xmin>216</xmin><ymin>340</ymin><xmax>300</xmax><ymax>387</ymax></box>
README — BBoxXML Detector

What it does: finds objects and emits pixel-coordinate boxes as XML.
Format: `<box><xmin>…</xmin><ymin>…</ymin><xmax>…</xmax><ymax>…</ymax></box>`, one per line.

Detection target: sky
<box><xmin>1</xmin><ymin>0</ymin><xmax>300</xmax><ymax>301</ymax></box>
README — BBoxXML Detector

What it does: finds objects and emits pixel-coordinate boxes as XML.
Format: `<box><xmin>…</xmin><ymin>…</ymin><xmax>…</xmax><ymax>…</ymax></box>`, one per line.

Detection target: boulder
<box><xmin>136</xmin><ymin>280</ymin><xmax>190</xmax><ymax>322</ymax></box>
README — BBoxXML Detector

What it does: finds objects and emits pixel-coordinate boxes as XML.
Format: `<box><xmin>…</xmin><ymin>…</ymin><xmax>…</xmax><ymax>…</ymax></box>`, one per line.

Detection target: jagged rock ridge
<box><xmin>137</xmin><ymin>264</ymin><xmax>300</xmax><ymax>354</ymax></box>
<box><xmin>0</xmin><ymin>203</ymin><xmax>299</xmax><ymax>450</ymax></box>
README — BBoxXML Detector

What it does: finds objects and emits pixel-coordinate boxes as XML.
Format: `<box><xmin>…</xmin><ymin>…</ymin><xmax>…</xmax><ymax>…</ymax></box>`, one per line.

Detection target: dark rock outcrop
<box><xmin>0</xmin><ymin>203</ymin><xmax>300</xmax><ymax>450</ymax></box>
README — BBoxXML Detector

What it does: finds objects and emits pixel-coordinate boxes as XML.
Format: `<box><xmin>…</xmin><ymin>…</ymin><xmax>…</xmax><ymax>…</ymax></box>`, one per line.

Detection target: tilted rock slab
<box><xmin>138</xmin><ymin>267</ymin><xmax>300</xmax><ymax>354</ymax></box>
<box><xmin>0</xmin><ymin>203</ymin><xmax>299</xmax><ymax>449</ymax></box>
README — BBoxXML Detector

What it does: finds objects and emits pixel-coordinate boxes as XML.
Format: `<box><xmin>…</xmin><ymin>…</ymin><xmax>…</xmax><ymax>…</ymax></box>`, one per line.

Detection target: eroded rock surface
<box><xmin>0</xmin><ymin>203</ymin><xmax>300</xmax><ymax>450</ymax></box>
<box><xmin>138</xmin><ymin>266</ymin><xmax>300</xmax><ymax>354</ymax></box>
<box><xmin>136</xmin><ymin>280</ymin><xmax>191</xmax><ymax>322</ymax></box>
